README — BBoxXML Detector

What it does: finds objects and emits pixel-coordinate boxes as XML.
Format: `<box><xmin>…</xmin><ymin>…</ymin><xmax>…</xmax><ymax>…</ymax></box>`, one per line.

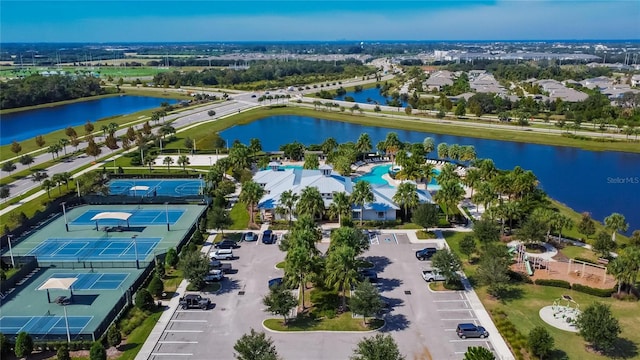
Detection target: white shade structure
<box><xmin>38</xmin><ymin>277</ymin><xmax>77</xmax><ymax>303</ymax></box>
<box><xmin>90</xmin><ymin>212</ymin><xmax>132</xmax><ymax>229</ymax></box>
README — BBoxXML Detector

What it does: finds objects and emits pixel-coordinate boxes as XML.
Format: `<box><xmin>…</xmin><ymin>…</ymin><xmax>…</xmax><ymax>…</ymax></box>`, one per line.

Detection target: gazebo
<box><xmin>130</xmin><ymin>185</ymin><xmax>149</xmax><ymax>197</ymax></box>
<box><xmin>90</xmin><ymin>212</ymin><xmax>132</xmax><ymax>231</ymax></box>
<box><xmin>38</xmin><ymin>277</ymin><xmax>77</xmax><ymax>304</ymax></box>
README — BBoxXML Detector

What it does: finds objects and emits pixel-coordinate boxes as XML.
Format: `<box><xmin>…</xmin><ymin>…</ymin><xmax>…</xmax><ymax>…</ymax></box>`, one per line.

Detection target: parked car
<box><xmin>211</xmin><ymin>249</ymin><xmax>234</xmax><ymax>260</ymax></box>
<box><xmin>456</xmin><ymin>323</ymin><xmax>489</xmax><ymax>339</ymax></box>
<box><xmin>214</xmin><ymin>239</ymin><xmax>239</xmax><ymax>249</ymax></box>
<box><xmin>209</xmin><ymin>260</ymin><xmax>233</xmax><ymax>273</ymax></box>
<box><xmin>243</xmin><ymin>231</ymin><xmax>257</xmax><ymax>242</ymax></box>
<box><xmin>358</xmin><ymin>269</ymin><xmax>378</xmax><ymax>283</ymax></box>
<box><xmin>179</xmin><ymin>294</ymin><xmax>211</xmax><ymax>310</ymax></box>
<box><xmin>421</xmin><ymin>268</ymin><xmax>446</xmax><ymax>282</ymax></box>
<box><xmin>415</xmin><ymin>247</ymin><xmax>437</xmax><ymax>260</ymax></box>
<box><xmin>268</xmin><ymin>277</ymin><xmax>283</xmax><ymax>288</ymax></box>
<box><xmin>204</xmin><ymin>269</ymin><xmax>224</xmax><ymax>282</ymax></box>
<box><xmin>262</xmin><ymin>230</ymin><xmax>276</xmax><ymax>244</ymax></box>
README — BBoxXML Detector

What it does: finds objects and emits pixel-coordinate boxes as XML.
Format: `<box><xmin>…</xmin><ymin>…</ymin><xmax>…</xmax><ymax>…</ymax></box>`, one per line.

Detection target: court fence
<box><xmin>0</xmin><ymin>256</ymin><xmax>38</xmax><ymax>299</ymax></box>
<box><xmin>83</xmin><ymin>194</ymin><xmax>210</xmax><ymax>205</ymax></box>
<box><xmin>36</xmin><ymin>260</ymin><xmax>153</xmax><ymax>269</ymax></box>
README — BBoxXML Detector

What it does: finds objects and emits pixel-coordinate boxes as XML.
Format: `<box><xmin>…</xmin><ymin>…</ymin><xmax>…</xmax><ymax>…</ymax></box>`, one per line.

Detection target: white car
<box><xmin>204</xmin><ymin>269</ymin><xmax>224</xmax><ymax>282</ymax></box>
<box><xmin>421</xmin><ymin>269</ymin><xmax>446</xmax><ymax>282</ymax></box>
<box><xmin>211</xmin><ymin>249</ymin><xmax>234</xmax><ymax>260</ymax></box>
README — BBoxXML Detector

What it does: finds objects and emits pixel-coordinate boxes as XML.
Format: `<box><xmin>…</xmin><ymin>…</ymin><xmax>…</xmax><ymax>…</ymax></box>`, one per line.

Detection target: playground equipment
<box><xmin>567</xmin><ymin>258</ymin><xmax>609</xmax><ymax>285</ymax></box>
<box><xmin>511</xmin><ymin>243</ymin><xmax>549</xmax><ymax>276</ymax></box>
<box><xmin>551</xmin><ymin>295</ymin><xmax>581</xmax><ymax>327</ymax></box>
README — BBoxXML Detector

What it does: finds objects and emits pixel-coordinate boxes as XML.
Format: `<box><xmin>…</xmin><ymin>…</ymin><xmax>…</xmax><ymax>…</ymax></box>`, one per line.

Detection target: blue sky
<box><xmin>1</xmin><ymin>1</ymin><xmax>638</xmax><ymax>42</ymax></box>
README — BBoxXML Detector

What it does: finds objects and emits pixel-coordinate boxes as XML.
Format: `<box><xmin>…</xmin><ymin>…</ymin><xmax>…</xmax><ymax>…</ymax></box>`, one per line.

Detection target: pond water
<box><xmin>334</xmin><ymin>87</ymin><xmax>408</xmax><ymax>108</ymax></box>
<box><xmin>220</xmin><ymin>115</ymin><xmax>640</xmax><ymax>231</ymax></box>
<box><xmin>1</xmin><ymin>95</ymin><xmax>178</xmax><ymax>145</ymax></box>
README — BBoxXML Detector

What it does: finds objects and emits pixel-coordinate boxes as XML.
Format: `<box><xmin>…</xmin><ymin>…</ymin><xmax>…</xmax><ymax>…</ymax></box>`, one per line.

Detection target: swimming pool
<box><xmin>355</xmin><ymin>164</ymin><xmax>441</xmax><ymax>187</ymax></box>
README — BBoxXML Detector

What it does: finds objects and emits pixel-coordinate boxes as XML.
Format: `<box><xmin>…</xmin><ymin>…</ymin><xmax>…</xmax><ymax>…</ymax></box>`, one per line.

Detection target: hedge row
<box><xmin>534</xmin><ymin>279</ymin><xmax>616</xmax><ymax>297</ymax></box>
<box><xmin>492</xmin><ymin>309</ymin><xmax>528</xmax><ymax>360</ymax></box>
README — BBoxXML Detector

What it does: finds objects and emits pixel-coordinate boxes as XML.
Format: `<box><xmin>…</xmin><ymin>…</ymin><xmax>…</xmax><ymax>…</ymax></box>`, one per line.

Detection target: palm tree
<box><xmin>472</xmin><ymin>182</ymin><xmax>497</xmax><ymax>211</ymax></box>
<box><xmin>284</xmin><ymin>246</ymin><xmax>313</xmax><ymax>310</ymax></box>
<box><xmin>383</xmin><ymin>132</ymin><xmax>401</xmax><ymax>164</ymax></box>
<box><xmin>352</xmin><ymin>181</ymin><xmax>374</xmax><ymax>226</ymax></box>
<box><xmin>433</xmin><ymin>180</ymin><xmax>464</xmax><ymax>222</ymax></box>
<box><xmin>163</xmin><ymin>156</ymin><xmax>174</xmax><ymax>172</ymax></box>
<box><xmin>249</xmin><ymin>138</ymin><xmax>262</xmax><ymax>158</ymax></box>
<box><xmin>437</xmin><ymin>143</ymin><xmax>449</xmax><ymax>159</ymax></box>
<box><xmin>321</xmin><ymin>137</ymin><xmax>338</xmax><ymax>155</ymax></box>
<box><xmin>42</xmin><ymin>179</ymin><xmax>54</xmax><ymax>198</ymax></box>
<box><xmin>296</xmin><ymin>187</ymin><xmax>325</xmax><ymax>220</ymax></box>
<box><xmin>278</xmin><ymin>190</ymin><xmax>299</xmax><ymax>226</ymax></box>
<box><xmin>460</xmin><ymin>145</ymin><xmax>477</xmax><ymax>164</ymax></box>
<box><xmin>144</xmin><ymin>154</ymin><xmax>156</xmax><ymax>172</ymax></box>
<box><xmin>58</xmin><ymin>138</ymin><xmax>69</xmax><ymax>156</ymax></box>
<box><xmin>463</xmin><ymin>168</ymin><xmax>481</xmax><ymax>198</ymax></box>
<box><xmin>437</xmin><ymin>163</ymin><xmax>460</xmax><ymax>184</ymax></box>
<box><xmin>448</xmin><ymin>144</ymin><xmax>461</xmax><ymax>161</ymax></box>
<box><xmin>393</xmin><ymin>182</ymin><xmax>419</xmax><ymax>220</ymax></box>
<box><xmin>177</xmin><ymin>155</ymin><xmax>190</xmax><ymax>172</ymax></box>
<box><xmin>420</xmin><ymin>162</ymin><xmax>437</xmax><ymax>187</ymax></box>
<box><xmin>355</xmin><ymin>133</ymin><xmax>372</xmax><ymax>155</ymax></box>
<box><xmin>326</xmin><ymin>244</ymin><xmax>359</xmax><ymax>311</ymax></box>
<box><xmin>51</xmin><ymin>173</ymin><xmax>65</xmax><ymax>194</ymax></box>
<box><xmin>608</xmin><ymin>256</ymin><xmax>633</xmax><ymax>294</ymax></box>
<box><xmin>395</xmin><ymin>160</ymin><xmax>421</xmax><ymax>182</ymax></box>
<box><xmin>328</xmin><ymin>192</ymin><xmax>351</xmax><ymax>225</ymax></box>
<box><xmin>239</xmin><ymin>180</ymin><xmax>264</xmax><ymax>225</ymax></box>
<box><xmin>476</xmin><ymin>158</ymin><xmax>497</xmax><ymax>181</ymax></box>
<box><xmin>604</xmin><ymin>213</ymin><xmax>628</xmax><ymax>242</ymax></box>
<box><xmin>423</xmin><ymin>137</ymin><xmax>435</xmax><ymax>155</ymax></box>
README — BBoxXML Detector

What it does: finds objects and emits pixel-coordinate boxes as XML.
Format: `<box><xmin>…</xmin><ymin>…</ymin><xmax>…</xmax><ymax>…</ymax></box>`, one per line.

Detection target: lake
<box><xmin>220</xmin><ymin>115</ymin><xmax>640</xmax><ymax>231</ymax></box>
<box><xmin>334</xmin><ymin>87</ymin><xmax>408</xmax><ymax>108</ymax></box>
<box><xmin>0</xmin><ymin>95</ymin><xmax>178</xmax><ymax>145</ymax></box>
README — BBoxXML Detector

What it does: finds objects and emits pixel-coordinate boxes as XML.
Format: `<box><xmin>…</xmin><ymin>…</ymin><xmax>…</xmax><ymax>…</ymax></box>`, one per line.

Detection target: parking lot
<box><xmin>148</xmin><ymin>232</ymin><xmax>498</xmax><ymax>360</ymax></box>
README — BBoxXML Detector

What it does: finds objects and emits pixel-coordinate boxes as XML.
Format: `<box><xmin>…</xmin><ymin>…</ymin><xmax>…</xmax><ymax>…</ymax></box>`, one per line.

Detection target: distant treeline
<box><xmin>152</xmin><ymin>59</ymin><xmax>375</xmax><ymax>89</ymax></box>
<box><xmin>0</xmin><ymin>74</ymin><xmax>109</xmax><ymax>110</ymax></box>
<box><xmin>445</xmin><ymin>61</ymin><xmax>613</xmax><ymax>82</ymax></box>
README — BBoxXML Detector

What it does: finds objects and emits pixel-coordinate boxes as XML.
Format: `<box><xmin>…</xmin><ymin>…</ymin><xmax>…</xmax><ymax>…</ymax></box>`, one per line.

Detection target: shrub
<box><xmin>0</xmin><ymin>333</ymin><xmax>9</xmax><ymax>357</ymax></box>
<box><xmin>135</xmin><ymin>288</ymin><xmax>154</xmax><ymax>310</ymax></box>
<box><xmin>508</xmin><ymin>270</ymin><xmax>533</xmax><ymax>284</ymax></box>
<box><xmin>120</xmin><ymin>307</ymin><xmax>149</xmax><ymax>335</ymax></box>
<box><xmin>147</xmin><ymin>275</ymin><xmax>164</xmax><ymax>298</ymax></box>
<box><xmin>14</xmin><ymin>331</ymin><xmax>33</xmax><ymax>358</ymax></box>
<box><xmin>534</xmin><ymin>279</ymin><xmax>571</xmax><ymax>289</ymax></box>
<box><xmin>574</xmin><ymin>256</ymin><xmax>597</xmax><ymax>265</ymax></box>
<box><xmin>57</xmin><ymin>343</ymin><xmax>71</xmax><ymax>360</ymax></box>
<box><xmin>571</xmin><ymin>284</ymin><xmax>615</xmax><ymax>297</ymax></box>
<box><xmin>89</xmin><ymin>341</ymin><xmax>106</xmax><ymax>360</ymax></box>
<box><xmin>107</xmin><ymin>325</ymin><xmax>122</xmax><ymax>349</ymax></box>
<box><xmin>165</xmin><ymin>248</ymin><xmax>178</xmax><ymax>268</ymax></box>
<box><xmin>191</xmin><ymin>229</ymin><xmax>204</xmax><ymax>245</ymax></box>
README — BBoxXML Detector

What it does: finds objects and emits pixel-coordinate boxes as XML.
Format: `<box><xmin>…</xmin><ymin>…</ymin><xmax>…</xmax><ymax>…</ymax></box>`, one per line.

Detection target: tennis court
<box><xmin>26</xmin><ymin>237</ymin><xmax>161</xmax><ymax>262</ymax></box>
<box><xmin>0</xmin><ymin>316</ymin><xmax>93</xmax><ymax>336</ymax></box>
<box><xmin>109</xmin><ymin>178</ymin><xmax>204</xmax><ymax>197</ymax></box>
<box><xmin>71</xmin><ymin>208</ymin><xmax>185</xmax><ymax>226</ymax></box>
<box><xmin>42</xmin><ymin>273</ymin><xmax>129</xmax><ymax>290</ymax></box>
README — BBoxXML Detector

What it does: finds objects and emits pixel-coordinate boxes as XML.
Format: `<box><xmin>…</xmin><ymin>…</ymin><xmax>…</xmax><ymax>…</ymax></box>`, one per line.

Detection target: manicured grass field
<box><xmin>263</xmin><ymin>313</ymin><xmax>384</xmax><ymax>332</ymax></box>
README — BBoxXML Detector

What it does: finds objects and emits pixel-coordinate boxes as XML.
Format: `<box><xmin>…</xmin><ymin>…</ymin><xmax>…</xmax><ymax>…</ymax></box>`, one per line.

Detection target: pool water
<box><xmin>355</xmin><ymin>164</ymin><xmax>441</xmax><ymax>187</ymax></box>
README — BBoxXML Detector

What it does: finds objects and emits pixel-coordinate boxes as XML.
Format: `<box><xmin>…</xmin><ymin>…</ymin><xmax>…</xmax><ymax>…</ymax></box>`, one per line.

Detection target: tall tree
<box><xmin>326</xmin><ymin>244</ymin><xmax>359</xmax><ymax>310</ymax></box>
<box><xmin>296</xmin><ymin>186</ymin><xmax>325</xmax><ymax>220</ymax></box>
<box><xmin>179</xmin><ymin>250</ymin><xmax>210</xmax><ymax>290</ymax></box>
<box><xmin>433</xmin><ymin>180</ymin><xmax>464</xmax><ymax>222</ymax></box>
<box><xmin>350</xmin><ymin>334</ymin><xmax>405</xmax><ymax>360</ymax></box>
<box><xmin>431</xmin><ymin>249</ymin><xmax>462</xmax><ymax>286</ymax></box>
<box><xmin>207</xmin><ymin>206</ymin><xmax>233</xmax><ymax>236</ymax></box>
<box><xmin>577</xmin><ymin>212</ymin><xmax>596</xmax><ymax>239</ymax></box>
<box><xmin>303</xmin><ymin>153</ymin><xmax>320</xmax><ymax>169</ymax></box>
<box><xmin>177</xmin><ymin>155</ymin><xmax>190</xmax><ymax>171</ymax></box>
<box><xmin>604</xmin><ymin>212</ymin><xmax>629</xmax><ymax>242</ymax></box>
<box><xmin>262</xmin><ymin>284</ymin><xmax>298</xmax><ymax>325</ymax></box>
<box><xmin>278</xmin><ymin>190</ymin><xmax>299</xmax><ymax>226</ymax></box>
<box><xmin>233</xmin><ymin>329</ymin><xmax>281</xmax><ymax>360</ymax></box>
<box><xmin>352</xmin><ymin>180</ymin><xmax>374</xmax><ymax>225</ymax></box>
<box><xmin>85</xmin><ymin>138</ymin><xmax>101</xmax><ymax>160</ymax></box>
<box><xmin>528</xmin><ymin>326</ymin><xmax>554</xmax><ymax>360</ymax></box>
<box><xmin>328</xmin><ymin>191</ymin><xmax>351</xmax><ymax>225</ymax></box>
<box><xmin>463</xmin><ymin>168</ymin><xmax>481</xmax><ymax>198</ymax></box>
<box><xmin>350</xmin><ymin>280</ymin><xmax>382</xmax><ymax>325</ymax></box>
<box><xmin>163</xmin><ymin>156</ymin><xmax>174</xmax><ymax>172</ymax></box>
<box><xmin>423</xmin><ymin>137</ymin><xmax>435</xmax><ymax>155</ymax></box>
<box><xmin>84</xmin><ymin>121</ymin><xmax>95</xmax><ymax>135</ymax></box>
<box><xmin>239</xmin><ymin>180</ymin><xmax>264</xmax><ymax>225</ymax></box>
<box><xmin>10</xmin><ymin>141</ymin><xmax>22</xmax><ymax>156</ymax></box>
<box><xmin>35</xmin><ymin>135</ymin><xmax>46</xmax><ymax>148</ymax></box>
<box><xmin>393</xmin><ymin>181</ymin><xmax>419</xmax><ymax>220</ymax></box>
<box><xmin>576</xmin><ymin>302</ymin><xmax>621</xmax><ymax>352</ymax></box>
<box><xmin>356</xmin><ymin>133</ymin><xmax>372</xmax><ymax>155</ymax></box>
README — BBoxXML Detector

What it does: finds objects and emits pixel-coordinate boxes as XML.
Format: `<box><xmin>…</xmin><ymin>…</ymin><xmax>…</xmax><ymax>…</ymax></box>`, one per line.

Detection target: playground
<box><xmin>509</xmin><ymin>241</ymin><xmax>615</xmax><ymax>289</ymax></box>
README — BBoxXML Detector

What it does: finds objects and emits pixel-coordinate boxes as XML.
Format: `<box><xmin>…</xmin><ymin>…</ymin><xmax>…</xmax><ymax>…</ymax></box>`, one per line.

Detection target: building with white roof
<box><xmin>253</xmin><ymin>162</ymin><xmax>433</xmax><ymax>222</ymax></box>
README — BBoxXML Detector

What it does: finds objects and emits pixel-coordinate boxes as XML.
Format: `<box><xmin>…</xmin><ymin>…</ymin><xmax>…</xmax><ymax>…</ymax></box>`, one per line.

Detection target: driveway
<box><xmin>147</xmin><ymin>234</ymin><xmax>499</xmax><ymax>360</ymax></box>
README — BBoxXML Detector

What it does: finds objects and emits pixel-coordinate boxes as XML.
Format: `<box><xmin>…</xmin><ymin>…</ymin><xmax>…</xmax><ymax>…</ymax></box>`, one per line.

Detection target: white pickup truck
<box><xmin>421</xmin><ymin>269</ymin><xmax>446</xmax><ymax>282</ymax></box>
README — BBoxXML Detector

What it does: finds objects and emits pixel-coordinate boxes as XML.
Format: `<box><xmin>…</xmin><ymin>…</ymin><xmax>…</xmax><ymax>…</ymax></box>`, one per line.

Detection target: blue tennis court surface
<box><xmin>27</xmin><ymin>238</ymin><xmax>161</xmax><ymax>262</ymax></box>
<box><xmin>71</xmin><ymin>209</ymin><xmax>184</xmax><ymax>226</ymax></box>
<box><xmin>0</xmin><ymin>316</ymin><xmax>93</xmax><ymax>336</ymax></box>
<box><xmin>109</xmin><ymin>179</ymin><xmax>204</xmax><ymax>197</ymax></box>
<box><xmin>42</xmin><ymin>273</ymin><xmax>129</xmax><ymax>290</ymax></box>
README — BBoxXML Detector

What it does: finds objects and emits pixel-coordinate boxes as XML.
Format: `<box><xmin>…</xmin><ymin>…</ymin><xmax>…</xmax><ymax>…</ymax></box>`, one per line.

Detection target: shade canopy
<box><xmin>38</xmin><ymin>277</ymin><xmax>77</xmax><ymax>291</ymax></box>
<box><xmin>90</xmin><ymin>212</ymin><xmax>133</xmax><ymax>221</ymax></box>
<box><xmin>130</xmin><ymin>186</ymin><xmax>150</xmax><ymax>191</ymax></box>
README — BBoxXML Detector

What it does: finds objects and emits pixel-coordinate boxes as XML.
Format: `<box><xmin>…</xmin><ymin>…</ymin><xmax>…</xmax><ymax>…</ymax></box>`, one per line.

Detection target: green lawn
<box><xmin>229</xmin><ymin>202</ymin><xmax>249</xmax><ymax>230</ymax></box>
<box><xmin>263</xmin><ymin>313</ymin><xmax>384</xmax><ymax>332</ymax></box>
<box><xmin>443</xmin><ymin>231</ymin><xmax>640</xmax><ymax>360</ymax></box>
<box><xmin>116</xmin><ymin>309</ymin><xmax>164</xmax><ymax>360</ymax></box>
<box><xmin>550</xmin><ymin>199</ymin><xmax>630</xmax><ymax>245</ymax></box>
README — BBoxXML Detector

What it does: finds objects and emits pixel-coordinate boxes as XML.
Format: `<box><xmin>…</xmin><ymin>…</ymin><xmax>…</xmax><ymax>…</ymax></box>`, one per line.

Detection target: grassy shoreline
<box><xmin>186</xmin><ymin>106</ymin><xmax>640</xmax><ymax>154</ymax></box>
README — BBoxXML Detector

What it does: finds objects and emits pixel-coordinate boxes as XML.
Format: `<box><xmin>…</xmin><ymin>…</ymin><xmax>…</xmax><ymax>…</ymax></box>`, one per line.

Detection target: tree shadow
<box><xmin>215</xmin><ymin>278</ymin><xmax>241</xmax><ymax>295</ymax></box>
<box><xmin>70</xmin><ymin>294</ymin><xmax>99</xmax><ymax>305</ymax></box>
<box><xmin>603</xmin><ymin>337</ymin><xmax>639</xmax><ymax>359</ymax></box>
<box><xmin>547</xmin><ymin>348</ymin><xmax>569</xmax><ymax>360</ymax></box>
<box><xmin>365</xmin><ymin>255</ymin><xmax>392</xmax><ymax>272</ymax></box>
<box><xmin>377</xmin><ymin>313</ymin><xmax>410</xmax><ymax>332</ymax></box>
<box><xmin>376</xmin><ymin>278</ymin><xmax>402</xmax><ymax>292</ymax></box>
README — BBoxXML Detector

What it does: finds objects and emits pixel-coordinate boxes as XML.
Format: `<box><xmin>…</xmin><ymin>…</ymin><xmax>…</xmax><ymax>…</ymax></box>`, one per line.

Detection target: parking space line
<box><xmin>163</xmin><ymin>330</ymin><xmax>204</xmax><ymax>333</ymax></box>
<box><xmin>433</xmin><ymin>300</ymin><xmax>467</xmax><ymax>302</ymax></box>
<box><xmin>441</xmin><ymin>318</ymin><xmax>477</xmax><ymax>321</ymax></box>
<box><xmin>437</xmin><ymin>309</ymin><xmax>474</xmax><ymax>312</ymax></box>
<box><xmin>169</xmin><ymin>320</ymin><xmax>207</xmax><ymax>322</ymax></box>
<box><xmin>449</xmin><ymin>339</ymin><xmax>489</xmax><ymax>343</ymax></box>
<box><xmin>158</xmin><ymin>341</ymin><xmax>199</xmax><ymax>344</ymax></box>
<box><xmin>151</xmin><ymin>353</ymin><xmax>194</xmax><ymax>356</ymax></box>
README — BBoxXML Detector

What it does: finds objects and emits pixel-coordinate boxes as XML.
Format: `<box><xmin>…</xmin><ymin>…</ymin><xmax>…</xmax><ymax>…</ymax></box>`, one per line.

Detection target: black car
<box><xmin>358</xmin><ymin>269</ymin><xmax>378</xmax><ymax>283</ymax></box>
<box><xmin>415</xmin><ymin>247</ymin><xmax>437</xmax><ymax>261</ymax></box>
<box><xmin>268</xmin><ymin>277</ymin><xmax>283</xmax><ymax>288</ymax></box>
<box><xmin>214</xmin><ymin>239</ymin><xmax>239</xmax><ymax>249</ymax></box>
<box><xmin>262</xmin><ymin>230</ymin><xmax>276</xmax><ymax>244</ymax></box>
<box><xmin>456</xmin><ymin>323</ymin><xmax>489</xmax><ymax>339</ymax></box>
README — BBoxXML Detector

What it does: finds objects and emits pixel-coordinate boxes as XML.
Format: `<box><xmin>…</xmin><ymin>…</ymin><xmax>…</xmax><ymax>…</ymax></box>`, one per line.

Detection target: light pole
<box><xmin>132</xmin><ymin>235</ymin><xmax>139</xmax><ymax>269</ymax></box>
<box><xmin>61</xmin><ymin>202</ymin><xmax>69</xmax><ymax>232</ymax></box>
<box><xmin>165</xmin><ymin>202</ymin><xmax>170</xmax><ymax>231</ymax></box>
<box><xmin>63</xmin><ymin>304</ymin><xmax>71</xmax><ymax>343</ymax></box>
<box><xmin>208</xmin><ymin>157</ymin><xmax>212</xmax><ymax>167</ymax></box>
<box><xmin>7</xmin><ymin>234</ymin><xmax>15</xmax><ymax>268</ymax></box>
